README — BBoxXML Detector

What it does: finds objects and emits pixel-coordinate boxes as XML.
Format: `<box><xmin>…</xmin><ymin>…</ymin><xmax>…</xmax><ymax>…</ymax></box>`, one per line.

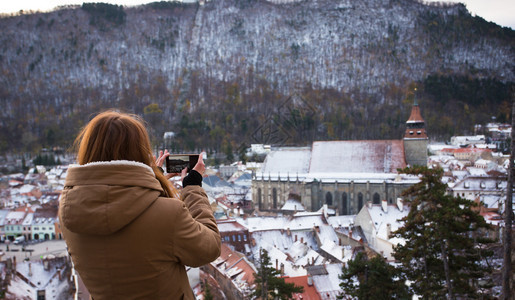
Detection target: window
<box><xmin>243</xmin><ymin>235</ymin><xmax>247</xmax><ymax>241</ymax></box>
<box><xmin>373</xmin><ymin>193</ymin><xmax>380</xmax><ymax>205</ymax></box>
<box><xmin>342</xmin><ymin>193</ymin><xmax>348</xmax><ymax>215</ymax></box>
<box><xmin>358</xmin><ymin>193</ymin><xmax>364</xmax><ymax>212</ymax></box>
<box><xmin>34</xmin><ymin>227</ymin><xmax>39</xmax><ymax>230</ymax></box>
<box><xmin>232</xmin><ymin>235</ymin><xmax>236</xmax><ymax>242</ymax></box>
<box><xmin>238</xmin><ymin>235</ymin><xmax>241</xmax><ymax>242</ymax></box>
<box><xmin>325</xmin><ymin>192</ymin><xmax>333</xmax><ymax>206</ymax></box>
<box><xmin>42</xmin><ymin>227</ymin><xmax>46</xmax><ymax>230</ymax></box>
<box><xmin>258</xmin><ymin>188</ymin><xmax>262</xmax><ymax>210</ymax></box>
<box><xmin>273</xmin><ymin>188</ymin><xmax>277</xmax><ymax>209</ymax></box>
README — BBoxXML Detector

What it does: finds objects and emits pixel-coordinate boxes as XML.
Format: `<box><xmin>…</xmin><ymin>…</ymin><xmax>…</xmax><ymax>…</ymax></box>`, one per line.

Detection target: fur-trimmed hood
<box><xmin>59</xmin><ymin>160</ymin><xmax>164</xmax><ymax>235</ymax></box>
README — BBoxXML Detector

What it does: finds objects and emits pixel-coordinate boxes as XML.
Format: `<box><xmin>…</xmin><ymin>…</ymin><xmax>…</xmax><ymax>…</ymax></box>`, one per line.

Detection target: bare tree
<box><xmin>502</xmin><ymin>100</ymin><xmax>514</xmax><ymax>300</ymax></box>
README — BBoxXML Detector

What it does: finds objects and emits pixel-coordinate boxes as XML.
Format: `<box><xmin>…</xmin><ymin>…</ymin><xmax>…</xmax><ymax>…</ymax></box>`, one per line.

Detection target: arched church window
<box><xmin>258</xmin><ymin>188</ymin><xmax>262</xmax><ymax>210</ymax></box>
<box><xmin>325</xmin><ymin>192</ymin><xmax>333</xmax><ymax>206</ymax></box>
<box><xmin>272</xmin><ymin>188</ymin><xmax>277</xmax><ymax>209</ymax></box>
<box><xmin>373</xmin><ymin>193</ymin><xmax>380</xmax><ymax>204</ymax></box>
<box><xmin>358</xmin><ymin>192</ymin><xmax>363</xmax><ymax>212</ymax></box>
<box><xmin>342</xmin><ymin>193</ymin><xmax>348</xmax><ymax>215</ymax></box>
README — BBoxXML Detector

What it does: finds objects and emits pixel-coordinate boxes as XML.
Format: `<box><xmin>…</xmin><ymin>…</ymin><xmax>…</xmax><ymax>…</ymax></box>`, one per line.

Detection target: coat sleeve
<box><xmin>172</xmin><ymin>185</ymin><xmax>221</xmax><ymax>267</ymax></box>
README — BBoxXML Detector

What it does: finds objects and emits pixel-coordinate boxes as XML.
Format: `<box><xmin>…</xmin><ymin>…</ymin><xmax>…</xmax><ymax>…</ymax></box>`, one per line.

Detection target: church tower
<box><xmin>403</xmin><ymin>92</ymin><xmax>428</xmax><ymax>167</ymax></box>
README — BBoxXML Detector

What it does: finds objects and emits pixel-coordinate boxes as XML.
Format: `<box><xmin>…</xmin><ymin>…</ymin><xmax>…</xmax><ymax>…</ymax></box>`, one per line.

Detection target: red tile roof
<box><xmin>406</xmin><ymin>104</ymin><xmax>424</xmax><ymax>123</ymax></box>
<box><xmin>441</xmin><ymin>148</ymin><xmax>492</xmax><ymax>154</ymax></box>
<box><xmin>283</xmin><ymin>275</ymin><xmax>321</xmax><ymax>300</ymax></box>
<box><xmin>218</xmin><ymin>244</ymin><xmax>255</xmax><ymax>285</ymax></box>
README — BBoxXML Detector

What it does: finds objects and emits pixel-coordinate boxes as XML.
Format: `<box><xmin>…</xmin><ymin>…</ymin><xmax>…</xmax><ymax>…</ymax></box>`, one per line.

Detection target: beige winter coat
<box><xmin>59</xmin><ymin>161</ymin><xmax>221</xmax><ymax>300</ymax></box>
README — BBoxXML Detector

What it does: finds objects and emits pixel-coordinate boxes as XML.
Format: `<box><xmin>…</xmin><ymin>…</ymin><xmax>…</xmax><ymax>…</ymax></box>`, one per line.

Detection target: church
<box><xmin>252</xmin><ymin>101</ymin><xmax>428</xmax><ymax>215</ymax></box>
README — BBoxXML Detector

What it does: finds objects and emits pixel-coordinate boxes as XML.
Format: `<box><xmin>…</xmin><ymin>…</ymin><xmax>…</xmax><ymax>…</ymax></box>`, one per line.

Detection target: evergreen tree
<box><xmin>393</xmin><ymin>166</ymin><xmax>494</xmax><ymax>299</ymax></box>
<box><xmin>21</xmin><ymin>157</ymin><xmax>28</xmax><ymax>172</ymax></box>
<box><xmin>203</xmin><ymin>280</ymin><xmax>213</xmax><ymax>300</ymax></box>
<box><xmin>253</xmin><ymin>248</ymin><xmax>304</xmax><ymax>299</ymax></box>
<box><xmin>33</xmin><ymin>154</ymin><xmax>42</xmax><ymax>166</ymax></box>
<box><xmin>224</xmin><ymin>140</ymin><xmax>234</xmax><ymax>163</ymax></box>
<box><xmin>338</xmin><ymin>252</ymin><xmax>410</xmax><ymax>300</ymax></box>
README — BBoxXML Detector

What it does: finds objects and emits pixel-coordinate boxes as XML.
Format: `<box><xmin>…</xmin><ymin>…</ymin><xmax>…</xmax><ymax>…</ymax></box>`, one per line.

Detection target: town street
<box><xmin>0</xmin><ymin>240</ymin><xmax>68</xmax><ymax>262</ymax></box>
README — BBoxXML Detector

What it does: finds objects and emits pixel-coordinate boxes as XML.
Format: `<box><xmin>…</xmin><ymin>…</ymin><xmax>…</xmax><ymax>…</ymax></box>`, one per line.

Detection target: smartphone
<box><xmin>165</xmin><ymin>154</ymin><xmax>199</xmax><ymax>173</ymax></box>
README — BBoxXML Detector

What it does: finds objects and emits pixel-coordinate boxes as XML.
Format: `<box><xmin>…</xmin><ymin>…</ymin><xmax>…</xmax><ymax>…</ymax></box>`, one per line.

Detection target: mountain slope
<box><xmin>0</xmin><ymin>0</ymin><xmax>513</xmax><ymax>153</ymax></box>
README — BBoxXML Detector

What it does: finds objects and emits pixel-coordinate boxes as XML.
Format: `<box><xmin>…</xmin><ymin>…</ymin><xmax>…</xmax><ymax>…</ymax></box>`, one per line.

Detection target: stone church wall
<box><xmin>252</xmin><ymin>178</ymin><xmax>412</xmax><ymax>215</ymax></box>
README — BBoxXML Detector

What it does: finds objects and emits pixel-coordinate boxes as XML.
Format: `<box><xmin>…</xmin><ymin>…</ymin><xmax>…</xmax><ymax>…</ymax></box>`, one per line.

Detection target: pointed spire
<box><xmin>413</xmin><ymin>87</ymin><xmax>418</xmax><ymax>106</ymax></box>
<box><xmin>406</xmin><ymin>88</ymin><xmax>424</xmax><ymax>124</ymax></box>
<box><xmin>404</xmin><ymin>88</ymin><xmax>427</xmax><ymax>139</ymax></box>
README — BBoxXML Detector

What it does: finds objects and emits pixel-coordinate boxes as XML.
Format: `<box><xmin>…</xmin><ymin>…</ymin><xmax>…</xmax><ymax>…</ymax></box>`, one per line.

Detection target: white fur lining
<box><xmin>69</xmin><ymin>160</ymin><xmax>155</xmax><ymax>174</ymax></box>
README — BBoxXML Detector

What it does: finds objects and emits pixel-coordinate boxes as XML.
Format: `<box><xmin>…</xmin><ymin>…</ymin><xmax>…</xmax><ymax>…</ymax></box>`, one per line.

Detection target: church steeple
<box><xmin>404</xmin><ymin>90</ymin><xmax>427</xmax><ymax>139</ymax></box>
<box><xmin>403</xmin><ymin>89</ymin><xmax>428</xmax><ymax>167</ymax></box>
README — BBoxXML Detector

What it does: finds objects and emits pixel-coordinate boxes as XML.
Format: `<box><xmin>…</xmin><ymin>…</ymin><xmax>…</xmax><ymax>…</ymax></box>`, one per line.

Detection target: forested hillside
<box><xmin>0</xmin><ymin>0</ymin><xmax>513</xmax><ymax>155</ymax></box>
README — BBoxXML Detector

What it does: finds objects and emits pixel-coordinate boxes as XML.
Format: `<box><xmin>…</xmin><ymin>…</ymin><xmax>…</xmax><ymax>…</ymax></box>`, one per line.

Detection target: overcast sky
<box><xmin>0</xmin><ymin>0</ymin><xmax>514</xmax><ymax>29</ymax></box>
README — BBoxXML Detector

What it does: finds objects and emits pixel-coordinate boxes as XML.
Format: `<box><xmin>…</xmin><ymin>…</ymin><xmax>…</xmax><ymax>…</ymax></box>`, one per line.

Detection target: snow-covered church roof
<box><xmin>261</xmin><ymin>140</ymin><xmax>407</xmax><ymax>175</ymax></box>
<box><xmin>310</xmin><ymin>140</ymin><xmax>406</xmax><ymax>173</ymax></box>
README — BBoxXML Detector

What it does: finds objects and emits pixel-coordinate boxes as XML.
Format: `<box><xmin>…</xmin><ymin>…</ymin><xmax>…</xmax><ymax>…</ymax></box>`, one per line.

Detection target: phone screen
<box><xmin>165</xmin><ymin>154</ymin><xmax>199</xmax><ymax>173</ymax></box>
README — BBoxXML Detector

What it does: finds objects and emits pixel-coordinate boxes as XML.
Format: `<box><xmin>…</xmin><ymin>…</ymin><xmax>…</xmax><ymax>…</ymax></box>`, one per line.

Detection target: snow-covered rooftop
<box><xmin>326</xmin><ymin>215</ymin><xmax>356</xmax><ymax>229</ymax></box>
<box><xmin>261</xmin><ymin>148</ymin><xmax>311</xmax><ymax>173</ymax></box>
<box><xmin>467</xmin><ymin>167</ymin><xmax>488</xmax><ymax>177</ymax></box>
<box><xmin>217</xmin><ymin>220</ymin><xmax>247</xmax><ymax>233</ymax></box>
<box><xmin>281</xmin><ymin>199</ymin><xmax>305</xmax><ymax>212</ymax></box>
<box><xmin>366</xmin><ymin>205</ymin><xmax>409</xmax><ymax>242</ymax></box>
<box><xmin>309</xmin><ymin>263</ymin><xmax>343</xmax><ymax>299</ymax></box>
<box><xmin>309</xmin><ymin>140</ymin><xmax>406</xmax><ymax>173</ymax></box>
<box><xmin>5</xmin><ymin>211</ymin><xmax>26</xmax><ymax>223</ymax></box>
<box><xmin>453</xmin><ymin>177</ymin><xmax>505</xmax><ymax>192</ymax></box>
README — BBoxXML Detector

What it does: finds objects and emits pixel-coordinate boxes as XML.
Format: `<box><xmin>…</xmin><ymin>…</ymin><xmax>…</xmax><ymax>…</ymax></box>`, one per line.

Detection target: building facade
<box><xmin>252</xmin><ymin>102</ymin><xmax>426</xmax><ymax>214</ymax></box>
<box><xmin>253</xmin><ymin>173</ymin><xmax>416</xmax><ymax>215</ymax></box>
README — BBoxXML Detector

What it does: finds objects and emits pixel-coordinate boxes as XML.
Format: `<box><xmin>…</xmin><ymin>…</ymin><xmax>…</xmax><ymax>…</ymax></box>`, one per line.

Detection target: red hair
<box><xmin>74</xmin><ymin>110</ymin><xmax>178</xmax><ymax>198</ymax></box>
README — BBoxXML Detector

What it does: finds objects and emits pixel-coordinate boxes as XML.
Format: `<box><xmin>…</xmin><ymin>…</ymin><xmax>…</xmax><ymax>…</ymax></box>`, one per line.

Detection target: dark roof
<box><xmin>306</xmin><ymin>265</ymin><xmax>328</xmax><ymax>276</ymax></box>
<box><xmin>203</xmin><ymin>175</ymin><xmax>222</xmax><ymax>187</ymax></box>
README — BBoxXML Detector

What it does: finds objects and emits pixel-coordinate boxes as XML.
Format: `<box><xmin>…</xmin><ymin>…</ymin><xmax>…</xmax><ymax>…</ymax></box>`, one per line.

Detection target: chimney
<box><xmin>300</xmin><ymin>237</ymin><xmax>304</xmax><ymax>244</ymax></box>
<box><xmin>307</xmin><ymin>275</ymin><xmax>313</xmax><ymax>286</ymax></box>
<box><xmin>311</xmin><ymin>257</ymin><xmax>315</xmax><ymax>265</ymax></box>
<box><xmin>367</xmin><ymin>200</ymin><xmax>372</xmax><ymax>208</ymax></box>
<box><xmin>338</xmin><ymin>238</ymin><xmax>341</xmax><ymax>246</ymax></box>
<box><xmin>396</xmin><ymin>198</ymin><xmax>403</xmax><ymax>212</ymax></box>
<box><xmin>280</xmin><ymin>263</ymin><xmax>284</xmax><ymax>275</ymax></box>
<box><xmin>295</xmin><ymin>235</ymin><xmax>298</xmax><ymax>242</ymax></box>
<box><xmin>287</xmin><ymin>228</ymin><xmax>291</xmax><ymax>236</ymax></box>
<box><xmin>386</xmin><ymin>223</ymin><xmax>392</xmax><ymax>239</ymax></box>
<box><xmin>276</xmin><ymin>259</ymin><xmax>278</xmax><ymax>270</ymax></box>
<box><xmin>382</xmin><ymin>199</ymin><xmax>388</xmax><ymax>213</ymax></box>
